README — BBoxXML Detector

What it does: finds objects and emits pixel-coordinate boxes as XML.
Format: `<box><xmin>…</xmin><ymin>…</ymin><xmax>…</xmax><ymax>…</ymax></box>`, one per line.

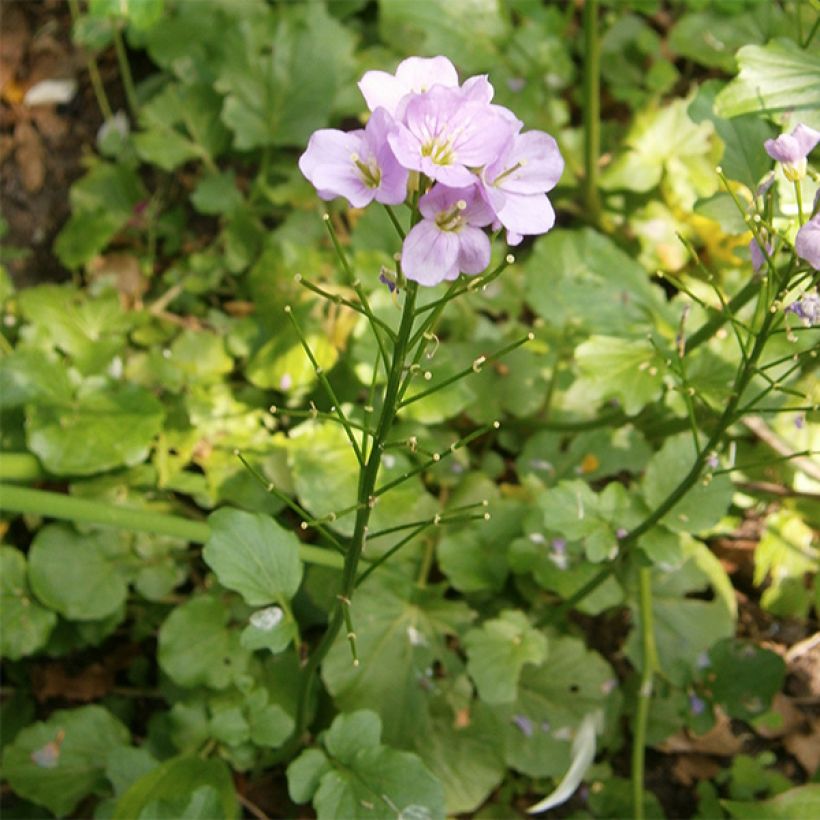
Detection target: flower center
<box><xmin>435</xmin><ymin>199</ymin><xmax>467</xmax><ymax>232</ymax></box>
<box><xmin>351</xmin><ymin>153</ymin><xmax>381</xmax><ymax>189</ymax></box>
<box><xmin>421</xmin><ymin>137</ymin><xmax>455</xmax><ymax>166</ymax></box>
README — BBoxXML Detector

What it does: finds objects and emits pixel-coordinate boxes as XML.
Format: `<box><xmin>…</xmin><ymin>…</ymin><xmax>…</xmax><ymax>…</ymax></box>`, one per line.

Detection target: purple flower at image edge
<box><xmin>795</xmin><ymin>213</ymin><xmax>820</xmax><ymax>272</ymax></box>
<box><xmin>298</xmin><ymin>108</ymin><xmax>407</xmax><ymax>208</ymax></box>
<box><xmin>764</xmin><ymin>123</ymin><xmax>820</xmax><ymax>166</ymax></box>
<box><xmin>401</xmin><ymin>184</ymin><xmax>495</xmax><ymax>286</ymax></box>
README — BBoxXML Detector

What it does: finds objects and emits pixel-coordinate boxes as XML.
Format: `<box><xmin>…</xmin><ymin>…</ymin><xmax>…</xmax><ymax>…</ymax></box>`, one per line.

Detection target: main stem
<box><xmin>286</xmin><ymin>282</ymin><xmax>419</xmax><ymax>752</ymax></box>
<box><xmin>582</xmin><ymin>0</ymin><xmax>601</xmax><ymax>223</ymax></box>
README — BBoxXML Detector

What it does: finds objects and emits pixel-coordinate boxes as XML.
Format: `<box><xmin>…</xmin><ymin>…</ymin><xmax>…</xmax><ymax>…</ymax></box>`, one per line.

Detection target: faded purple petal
<box><xmin>365</xmin><ymin>108</ymin><xmax>408</xmax><ymax>204</ymax></box>
<box><xmin>764</xmin><ymin>123</ymin><xmax>820</xmax><ymax>165</ymax></box>
<box><xmin>512</xmin><ymin>714</ymin><xmax>534</xmax><ymax>737</ymax></box>
<box><xmin>456</xmin><ymin>226</ymin><xmax>491</xmax><ymax>275</ymax></box>
<box><xmin>299</xmin><ymin>129</ymin><xmax>374</xmax><ymax>208</ymax></box>
<box><xmin>401</xmin><ymin>220</ymin><xmax>460</xmax><ymax>286</ymax></box>
<box><xmin>795</xmin><ymin>214</ymin><xmax>820</xmax><ymax>270</ymax></box>
<box><xmin>786</xmin><ymin>288</ymin><xmax>820</xmax><ymax>324</ymax></box>
<box><xmin>749</xmin><ymin>237</ymin><xmax>772</xmax><ymax>272</ymax></box>
<box><xmin>491</xmin><ymin>190</ymin><xmax>556</xmax><ymax>239</ymax></box>
<box><xmin>359</xmin><ymin>56</ymin><xmax>458</xmax><ymax>115</ymax></box>
<box><xmin>461</xmin><ymin>74</ymin><xmax>495</xmax><ymax>104</ymax></box>
<box><xmin>419</xmin><ymin>184</ymin><xmax>494</xmax><ymax>227</ymax></box>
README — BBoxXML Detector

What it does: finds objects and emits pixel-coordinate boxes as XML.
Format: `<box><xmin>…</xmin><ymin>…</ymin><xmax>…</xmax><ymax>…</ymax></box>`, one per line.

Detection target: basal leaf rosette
<box><xmin>299</xmin><ymin>56</ymin><xmax>564</xmax><ymax>286</ymax></box>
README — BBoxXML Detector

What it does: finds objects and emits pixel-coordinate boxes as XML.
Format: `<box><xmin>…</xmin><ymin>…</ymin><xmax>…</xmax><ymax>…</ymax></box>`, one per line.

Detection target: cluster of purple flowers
<box><xmin>753</xmin><ymin>122</ymin><xmax>820</xmax><ymax>273</ymax></box>
<box><xmin>299</xmin><ymin>57</ymin><xmax>564</xmax><ymax>287</ymax></box>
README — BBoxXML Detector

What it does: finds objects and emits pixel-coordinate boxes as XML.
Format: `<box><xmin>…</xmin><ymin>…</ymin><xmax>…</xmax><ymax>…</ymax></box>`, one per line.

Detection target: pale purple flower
<box><xmin>400</xmin><ymin>184</ymin><xmax>494</xmax><ymax>286</ymax></box>
<box><xmin>388</xmin><ymin>86</ymin><xmax>518</xmax><ymax>187</ymax></box>
<box><xmin>786</xmin><ymin>288</ymin><xmax>820</xmax><ymax>325</ymax></box>
<box><xmin>481</xmin><ymin>131</ymin><xmax>564</xmax><ymax>245</ymax></box>
<box><xmin>512</xmin><ymin>714</ymin><xmax>534</xmax><ymax>737</ymax></box>
<box><xmin>764</xmin><ymin>123</ymin><xmax>820</xmax><ymax>181</ymax></box>
<box><xmin>298</xmin><ymin>108</ymin><xmax>408</xmax><ymax>208</ymax></box>
<box><xmin>358</xmin><ymin>56</ymin><xmax>459</xmax><ymax>116</ymax></box>
<box><xmin>749</xmin><ymin>237</ymin><xmax>773</xmax><ymax>272</ymax></box>
<box><xmin>795</xmin><ymin>214</ymin><xmax>820</xmax><ymax>271</ymax></box>
<box><xmin>689</xmin><ymin>694</ymin><xmax>706</xmax><ymax>716</ymax></box>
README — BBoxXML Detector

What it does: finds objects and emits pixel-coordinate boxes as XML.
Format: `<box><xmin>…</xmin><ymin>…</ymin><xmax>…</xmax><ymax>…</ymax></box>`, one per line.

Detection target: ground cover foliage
<box><xmin>0</xmin><ymin>0</ymin><xmax>819</xmax><ymax>818</ymax></box>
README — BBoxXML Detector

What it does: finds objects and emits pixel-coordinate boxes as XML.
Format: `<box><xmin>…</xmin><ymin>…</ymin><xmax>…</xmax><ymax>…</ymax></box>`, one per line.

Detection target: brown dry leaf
<box><xmin>784</xmin><ymin>716</ymin><xmax>820</xmax><ymax>776</ymax></box>
<box><xmin>658</xmin><ymin>709</ymin><xmax>744</xmax><ymax>756</ymax></box>
<box><xmin>88</xmin><ymin>252</ymin><xmax>148</xmax><ymax>306</ymax></box>
<box><xmin>453</xmin><ymin>707</ymin><xmax>471</xmax><ymax>729</ymax></box>
<box><xmin>671</xmin><ymin>754</ymin><xmax>721</xmax><ymax>786</ymax></box>
<box><xmin>31</xmin><ymin>662</ymin><xmax>114</xmax><ymax>703</ymax></box>
<box><xmin>224</xmin><ymin>300</ymin><xmax>255</xmax><ymax>317</ymax></box>
<box><xmin>31</xmin><ymin>106</ymin><xmax>69</xmax><ymax>141</ymax></box>
<box><xmin>0</xmin><ymin>6</ymin><xmax>29</xmax><ymax>96</ymax></box>
<box><xmin>14</xmin><ymin>120</ymin><xmax>45</xmax><ymax>192</ymax></box>
<box><xmin>786</xmin><ymin>632</ymin><xmax>820</xmax><ymax>699</ymax></box>
<box><xmin>754</xmin><ymin>692</ymin><xmax>806</xmax><ymax>739</ymax></box>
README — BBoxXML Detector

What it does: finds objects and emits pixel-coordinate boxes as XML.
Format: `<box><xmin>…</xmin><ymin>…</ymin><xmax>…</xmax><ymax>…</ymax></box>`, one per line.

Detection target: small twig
<box><xmin>742</xmin><ymin>415</ymin><xmax>820</xmax><ymax>482</ymax></box>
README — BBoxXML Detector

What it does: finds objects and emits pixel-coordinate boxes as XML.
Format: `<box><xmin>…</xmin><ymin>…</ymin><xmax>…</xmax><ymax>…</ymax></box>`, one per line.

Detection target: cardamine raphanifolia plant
<box><xmin>299</xmin><ymin>55</ymin><xmax>564</xmax><ymax>285</ymax></box>
<box><xmin>274</xmin><ymin>57</ymin><xmax>564</xmax><ymax>768</ymax></box>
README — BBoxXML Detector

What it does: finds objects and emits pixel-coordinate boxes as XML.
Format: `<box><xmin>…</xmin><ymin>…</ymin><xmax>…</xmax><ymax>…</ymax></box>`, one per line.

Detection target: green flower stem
<box><xmin>286</xmin><ymin>281</ymin><xmax>420</xmax><ymax>754</ymax></box>
<box><xmin>284</xmin><ymin>306</ymin><xmax>364</xmax><ymax>466</ymax></box>
<box><xmin>582</xmin><ymin>0</ymin><xmax>601</xmax><ymax>223</ymax></box>
<box><xmin>632</xmin><ymin>565</ymin><xmax>658</xmax><ymax>820</ymax></box>
<box><xmin>323</xmin><ymin>214</ymin><xmax>354</xmax><ymax>281</ymax></box>
<box><xmin>795</xmin><ymin>179</ymin><xmax>805</xmax><ymax>225</ymax></box>
<box><xmin>382</xmin><ymin>204</ymin><xmax>406</xmax><ymax>240</ymax></box>
<box><xmin>295</xmin><ymin>275</ymin><xmax>397</xmax><ymax>343</ymax></box>
<box><xmin>0</xmin><ymin>453</ymin><xmax>46</xmax><ymax>482</ymax></box>
<box><xmin>67</xmin><ymin>0</ymin><xmax>113</xmax><ymax>121</ymax></box>
<box><xmin>0</xmin><ymin>483</ymin><xmax>343</xmax><ymax>569</ymax></box>
<box><xmin>112</xmin><ymin>25</ymin><xmax>139</xmax><ymax>120</ymax></box>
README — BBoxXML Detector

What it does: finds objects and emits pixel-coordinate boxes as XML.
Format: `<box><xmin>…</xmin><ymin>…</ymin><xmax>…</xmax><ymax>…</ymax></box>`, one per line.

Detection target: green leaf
<box><xmin>217</xmin><ymin>3</ymin><xmax>355</xmax><ymax>149</ymax></box>
<box><xmin>574</xmin><ymin>336</ymin><xmax>665</xmax><ymax>416</ymax></box>
<box><xmin>754</xmin><ymin>510</ymin><xmax>819</xmax><ymax>618</ymax></box>
<box><xmin>722</xmin><ymin>785</ymin><xmax>820</xmax><ymax>819</ymax></box>
<box><xmin>464</xmin><ymin>611</ymin><xmax>548</xmax><ymax>704</ymax></box>
<box><xmin>134</xmin><ymin>83</ymin><xmax>229</xmax><ymax>170</ymax></box>
<box><xmin>714</xmin><ymin>40</ymin><xmax>820</xmax><ymax>118</ymax></box>
<box><xmin>203</xmin><ymin>508</ymin><xmax>303</xmax><ymax>606</ymax></box>
<box><xmin>493</xmin><ymin>636</ymin><xmax>615</xmax><ymax>779</ymax></box>
<box><xmin>28</xmin><ymin>525</ymin><xmax>128</xmax><ymax>621</ymax></box>
<box><xmin>0</xmin><ymin>349</ymin><xmax>73</xmax><ymax>408</ymax></box>
<box><xmin>2</xmin><ymin>705</ymin><xmax>130</xmax><ymax>817</ymax></box>
<box><xmin>689</xmin><ymin>80</ymin><xmax>775</xmax><ymax>190</ymax></box>
<box><xmin>114</xmin><ymin>755</ymin><xmax>238</xmax><ymax>820</ymax></box>
<box><xmin>287</xmin><ymin>709</ymin><xmax>445</xmax><ymax>820</ymax></box>
<box><xmin>26</xmin><ymin>382</ymin><xmax>165</xmax><ymax>476</ymax></box>
<box><xmin>523</xmin><ymin>229</ymin><xmax>670</xmax><ymax>339</ymax></box>
<box><xmin>0</xmin><ymin>546</ymin><xmax>57</xmax><ymax>659</ymax></box>
<box><xmin>157</xmin><ymin>595</ymin><xmax>249</xmax><ymax>690</ymax></box>
<box><xmin>642</xmin><ymin>434</ymin><xmax>734</xmax><ymax>533</ymax></box>
<box><xmin>191</xmin><ymin>171</ymin><xmax>243</xmax><ymax>215</ymax></box>
<box><xmin>247</xmin><ymin>333</ymin><xmax>339</xmax><ymax>395</ymax></box>
<box><xmin>437</xmin><ymin>500</ymin><xmax>520</xmax><ymax>593</ymax></box>
<box><xmin>88</xmin><ymin>0</ymin><xmax>165</xmax><ymax>29</ymax></box>
<box><xmin>706</xmin><ymin>638</ymin><xmax>785</xmax><ymax>720</ymax></box>
<box><xmin>669</xmin><ymin>8</ymin><xmax>786</xmax><ymax>71</ymax></box>
<box><xmin>416</xmin><ymin>702</ymin><xmax>505</xmax><ymax>815</ymax></box>
<box><xmin>378</xmin><ymin>0</ymin><xmax>507</xmax><ymax>74</ymax></box>
<box><xmin>322</xmin><ymin>573</ymin><xmax>474</xmax><ymax>747</ymax></box>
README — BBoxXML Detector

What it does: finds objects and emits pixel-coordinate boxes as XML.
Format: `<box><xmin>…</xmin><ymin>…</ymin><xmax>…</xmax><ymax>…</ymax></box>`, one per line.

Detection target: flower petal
<box><xmin>456</xmin><ymin>226</ymin><xmax>491</xmax><ymax>275</ymax></box>
<box><xmin>795</xmin><ymin>213</ymin><xmax>820</xmax><ymax>270</ymax></box>
<box><xmin>486</xmin><ymin>131</ymin><xmax>564</xmax><ymax>195</ymax></box>
<box><xmin>401</xmin><ymin>220</ymin><xmax>459</xmax><ymax>286</ymax></box>
<box><xmin>494</xmin><ymin>191</ymin><xmax>555</xmax><ymax>237</ymax></box>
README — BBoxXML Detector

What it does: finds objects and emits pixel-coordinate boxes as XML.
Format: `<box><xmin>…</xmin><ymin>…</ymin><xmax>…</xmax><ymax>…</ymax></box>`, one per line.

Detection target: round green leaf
<box><xmin>113</xmin><ymin>755</ymin><xmax>238</xmax><ymax>820</ymax></box>
<box><xmin>157</xmin><ymin>595</ymin><xmax>249</xmax><ymax>690</ymax></box>
<box><xmin>27</xmin><ymin>382</ymin><xmax>164</xmax><ymax>475</ymax></box>
<box><xmin>2</xmin><ymin>705</ymin><xmax>130</xmax><ymax>817</ymax></box>
<box><xmin>203</xmin><ymin>508</ymin><xmax>303</xmax><ymax>606</ymax></box>
<box><xmin>28</xmin><ymin>525</ymin><xmax>127</xmax><ymax>622</ymax></box>
<box><xmin>0</xmin><ymin>546</ymin><xmax>57</xmax><ymax>659</ymax></box>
